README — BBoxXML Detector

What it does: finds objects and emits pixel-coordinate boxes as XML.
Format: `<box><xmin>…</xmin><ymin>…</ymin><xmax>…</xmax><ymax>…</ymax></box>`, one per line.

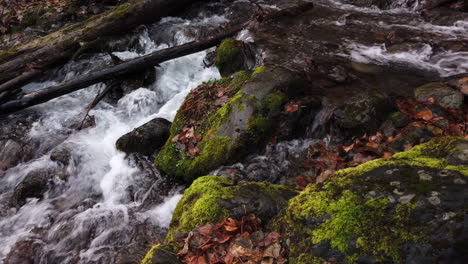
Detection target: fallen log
<box><xmin>0</xmin><ymin>70</ymin><xmax>41</xmax><ymax>94</ymax></box>
<box><xmin>0</xmin><ymin>24</ymin><xmax>244</xmax><ymax>115</ymax></box>
<box><xmin>0</xmin><ymin>0</ymin><xmax>201</xmax><ymax>87</ymax></box>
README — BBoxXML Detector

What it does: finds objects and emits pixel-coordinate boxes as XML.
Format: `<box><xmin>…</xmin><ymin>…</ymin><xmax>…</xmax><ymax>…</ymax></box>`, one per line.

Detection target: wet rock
<box><xmin>50</xmin><ymin>144</ymin><xmax>72</xmax><ymax>166</ymax></box>
<box><xmin>116</xmin><ymin>118</ymin><xmax>171</xmax><ymax>156</ymax></box>
<box><xmin>0</xmin><ymin>140</ymin><xmax>23</xmax><ymax>171</ymax></box>
<box><xmin>4</xmin><ymin>239</ymin><xmax>44</xmax><ymax>264</ymax></box>
<box><xmin>333</xmin><ymin>92</ymin><xmax>394</xmax><ymax>135</ymax></box>
<box><xmin>10</xmin><ymin>168</ymin><xmax>55</xmax><ymax>207</ymax></box>
<box><xmin>124</xmin><ymin>153</ymin><xmax>174</xmax><ymax>207</ymax></box>
<box><xmin>275</xmin><ymin>137</ymin><xmax>468</xmax><ymax>263</ymax></box>
<box><xmin>389</xmin><ymin>112</ymin><xmax>411</xmax><ymax>128</ymax></box>
<box><xmin>414</xmin><ymin>82</ymin><xmax>464</xmax><ymax>109</ymax></box>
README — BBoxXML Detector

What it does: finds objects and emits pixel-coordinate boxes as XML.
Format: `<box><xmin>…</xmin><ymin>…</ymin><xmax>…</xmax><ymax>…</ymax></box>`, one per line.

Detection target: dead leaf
<box><xmin>415</xmin><ymin>107</ymin><xmax>433</xmax><ymax>121</ymax></box>
<box><xmin>284</xmin><ymin>100</ymin><xmax>301</xmax><ymax>113</ymax></box>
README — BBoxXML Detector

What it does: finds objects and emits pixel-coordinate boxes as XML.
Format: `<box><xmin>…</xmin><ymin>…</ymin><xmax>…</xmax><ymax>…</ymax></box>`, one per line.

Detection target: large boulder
<box><xmin>414</xmin><ymin>82</ymin><xmax>464</xmax><ymax>109</ymax></box>
<box><xmin>155</xmin><ymin>66</ymin><xmax>307</xmax><ymax>182</ymax></box>
<box><xmin>273</xmin><ymin>137</ymin><xmax>468</xmax><ymax>264</ymax></box>
<box><xmin>116</xmin><ymin>118</ymin><xmax>171</xmax><ymax>156</ymax></box>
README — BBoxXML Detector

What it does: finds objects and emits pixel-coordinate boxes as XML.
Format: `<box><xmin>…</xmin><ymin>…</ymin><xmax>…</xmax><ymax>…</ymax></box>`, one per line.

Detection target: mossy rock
<box><xmin>155</xmin><ymin>66</ymin><xmax>306</xmax><ymax>183</ymax></box>
<box><xmin>414</xmin><ymin>82</ymin><xmax>463</xmax><ymax>109</ymax></box>
<box><xmin>273</xmin><ymin>137</ymin><xmax>468</xmax><ymax>264</ymax></box>
<box><xmin>167</xmin><ymin>175</ymin><xmax>297</xmax><ymax>243</ymax></box>
<box><xmin>214</xmin><ymin>38</ymin><xmax>247</xmax><ymax>77</ymax></box>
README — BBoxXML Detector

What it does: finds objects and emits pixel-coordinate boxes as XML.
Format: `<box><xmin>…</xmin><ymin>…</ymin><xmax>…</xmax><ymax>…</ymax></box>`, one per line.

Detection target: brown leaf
<box><xmin>171</xmin><ymin>135</ymin><xmax>180</xmax><ymax>143</ymax></box>
<box><xmin>284</xmin><ymin>100</ymin><xmax>301</xmax><ymax>113</ymax></box>
<box><xmin>198</xmin><ymin>223</ymin><xmax>214</xmax><ymax>237</ymax></box>
<box><xmin>263</xmin><ymin>243</ymin><xmax>281</xmax><ymax>258</ymax></box>
<box><xmin>365</xmin><ymin>142</ymin><xmax>379</xmax><ymax>149</ymax></box>
<box><xmin>224</xmin><ymin>218</ymin><xmax>239</xmax><ymax>232</ymax></box>
<box><xmin>382</xmin><ymin>152</ymin><xmax>393</xmax><ymax>159</ymax></box>
<box><xmin>188</xmin><ymin>146</ymin><xmax>200</xmax><ymax>156</ymax></box>
<box><xmin>179</xmin><ymin>231</ymin><xmax>194</xmax><ymax>255</ymax></box>
<box><xmin>415</xmin><ymin>107</ymin><xmax>433</xmax><ymax>121</ymax></box>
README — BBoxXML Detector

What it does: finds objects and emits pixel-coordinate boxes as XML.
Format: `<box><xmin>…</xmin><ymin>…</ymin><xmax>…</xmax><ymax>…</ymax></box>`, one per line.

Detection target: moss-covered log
<box><xmin>0</xmin><ymin>0</ymin><xmax>201</xmax><ymax>86</ymax></box>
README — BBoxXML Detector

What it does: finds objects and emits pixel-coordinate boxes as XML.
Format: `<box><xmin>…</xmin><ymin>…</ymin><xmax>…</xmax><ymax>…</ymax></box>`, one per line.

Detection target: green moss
<box><xmin>72</xmin><ymin>38</ymin><xmax>105</xmax><ymax>60</ymax></box>
<box><xmin>252</xmin><ymin>65</ymin><xmax>266</xmax><ymax>77</ymax></box>
<box><xmin>214</xmin><ymin>39</ymin><xmax>244</xmax><ymax>77</ymax></box>
<box><xmin>141</xmin><ymin>244</ymin><xmax>159</xmax><ymax>264</ymax></box>
<box><xmin>264</xmin><ymin>92</ymin><xmax>286</xmax><ymax>112</ymax></box>
<box><xmin>168</xmin><ymin>176</ymin><xmax>234</xmax><ymax>241</ymax></box>
<box><xmin>140</xmin><ymin>243</ymin><xmax>179</xmax><ymax>264</ymax></box>
<box><xmin>310</xmin><ymin>192</ymin><xmax>423</xmax><ymax>263</ymax></box>
<box><xmin>111</xmin><ymin>2</ymin><xmax>132</xmax><ymax>20</ymax></box>
<box><xmin>337</xmin><ymin>136</ymin><xmax>467</xmax><ymax>178</ymax></box>
<box><xmin>0</xmin><ymin>47</ymin><xmax>19</xmax><ymax>63</ymax></box>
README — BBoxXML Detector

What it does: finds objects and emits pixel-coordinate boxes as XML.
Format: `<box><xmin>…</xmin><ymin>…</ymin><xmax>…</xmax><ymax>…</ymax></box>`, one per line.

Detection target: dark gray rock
<box><xmin>116</xmin><ymin>118</ymin><xmax>171</xmax><ymax>156</ymax></box>
<box><xmin>10</xmin><ymin>168</ymin><xmax>55</xmax><ymax>207</ymax></box>
<box><xmin>390</xmin><ymin>112</ymin><xmax>411</xmax><ymax>128</ymax></box>
<box><xmin>50</xmin><ymin>144</ymin><xmax>72</xmax><ymax>166</ymax></box>
<box><xmin>333</xmin><ymin>92</ymin><xmax>394</xmax><ymax>135</ymax></box>
<box><xmin>0</xmin><ymin>140</ymin><xmax>23</xmax><ymax>172</ymax></box>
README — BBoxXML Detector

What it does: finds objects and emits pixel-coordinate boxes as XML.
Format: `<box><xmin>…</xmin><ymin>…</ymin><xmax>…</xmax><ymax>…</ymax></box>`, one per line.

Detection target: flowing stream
<box><xmin>0</xmin><ymin>0</ymin><xmax>466</xmax><ymax>263</ymax></box>
<box><xmin>0</xmin><ymin>7</ymin><xmax>228</xmax><ymax>264</ymax></box>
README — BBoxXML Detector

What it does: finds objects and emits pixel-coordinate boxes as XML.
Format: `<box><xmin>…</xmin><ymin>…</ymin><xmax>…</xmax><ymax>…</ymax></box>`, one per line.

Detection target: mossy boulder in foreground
<box><xmin>141</xmin><ymin>175</ymin><xmax>296</xmax><ymax>264</ymax></box>
<box><xmin>273</xmin><ymin>136</ymin><xmax>468</xmax><ymax>264</ymax></box>
<box><xmin>155</xmin><ymin>66</ymin><xmax>306</xmax><ymax>182</ymax></box>
<box><xmin>167</xmin><ymin>175</ymin><xmax>297</xmax><ymax>242</ymax></box>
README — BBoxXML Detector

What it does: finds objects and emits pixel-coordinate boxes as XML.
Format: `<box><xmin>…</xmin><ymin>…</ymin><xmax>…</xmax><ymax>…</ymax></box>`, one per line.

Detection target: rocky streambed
<box><xmin>0</xmin><ymin>0</ymin><xmax>467</xmax><ymax>264</ymax></box>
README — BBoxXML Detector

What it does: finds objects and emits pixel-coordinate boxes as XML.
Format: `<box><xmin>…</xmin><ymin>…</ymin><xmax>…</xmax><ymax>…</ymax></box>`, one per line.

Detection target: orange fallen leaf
<box><xmin>415</xmin><ymin>107</ymin><xmax>433</xmax><ymax>121</ymax></box>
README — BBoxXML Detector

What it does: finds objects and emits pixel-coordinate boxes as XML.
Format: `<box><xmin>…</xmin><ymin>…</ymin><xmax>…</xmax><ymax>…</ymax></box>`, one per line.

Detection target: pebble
<box><xmin>442</xmin><ymin>212</ymin><xmax>456</xmax><ymax>221</ymax></box>
<box><xmin>399</xmin><ymin>194</ymin><xmax>415</xmax><ymax>204</ymax></box>
<box><xmin>454</xmin><ymin>178</ymin><xmax>466</xmax><ymax>184</ymax></box>
<box><xmin>419</xmin><ymin>172</ymin><xmax>432</xmax><ymax>181</ymax></box>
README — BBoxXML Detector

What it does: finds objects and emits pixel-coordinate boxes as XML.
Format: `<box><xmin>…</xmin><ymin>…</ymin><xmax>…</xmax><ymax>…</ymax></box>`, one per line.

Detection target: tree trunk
<box><xmin>0</xmin><ymin>0</ymin><xmax>200</xmax><ymax>86</ymax></box>
<box><xmin>0</xmin><ymin>24</ymin><xmax>244</xmax><ymax>115</ymax></box>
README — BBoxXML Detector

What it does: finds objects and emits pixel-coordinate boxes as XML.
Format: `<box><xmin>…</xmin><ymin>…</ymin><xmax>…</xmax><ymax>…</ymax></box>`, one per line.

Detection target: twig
<box><xmin>77</xmin><ymin>81</ymin><xmax>117</xmax><ymax>130</ymax></box>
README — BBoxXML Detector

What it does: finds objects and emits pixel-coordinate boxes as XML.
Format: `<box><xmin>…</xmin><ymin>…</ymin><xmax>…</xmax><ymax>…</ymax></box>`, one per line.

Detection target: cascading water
<box><xmin>0</xmin><ymin>10</ymin><xmax>227</xmax><ymax>264</ymax></box>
